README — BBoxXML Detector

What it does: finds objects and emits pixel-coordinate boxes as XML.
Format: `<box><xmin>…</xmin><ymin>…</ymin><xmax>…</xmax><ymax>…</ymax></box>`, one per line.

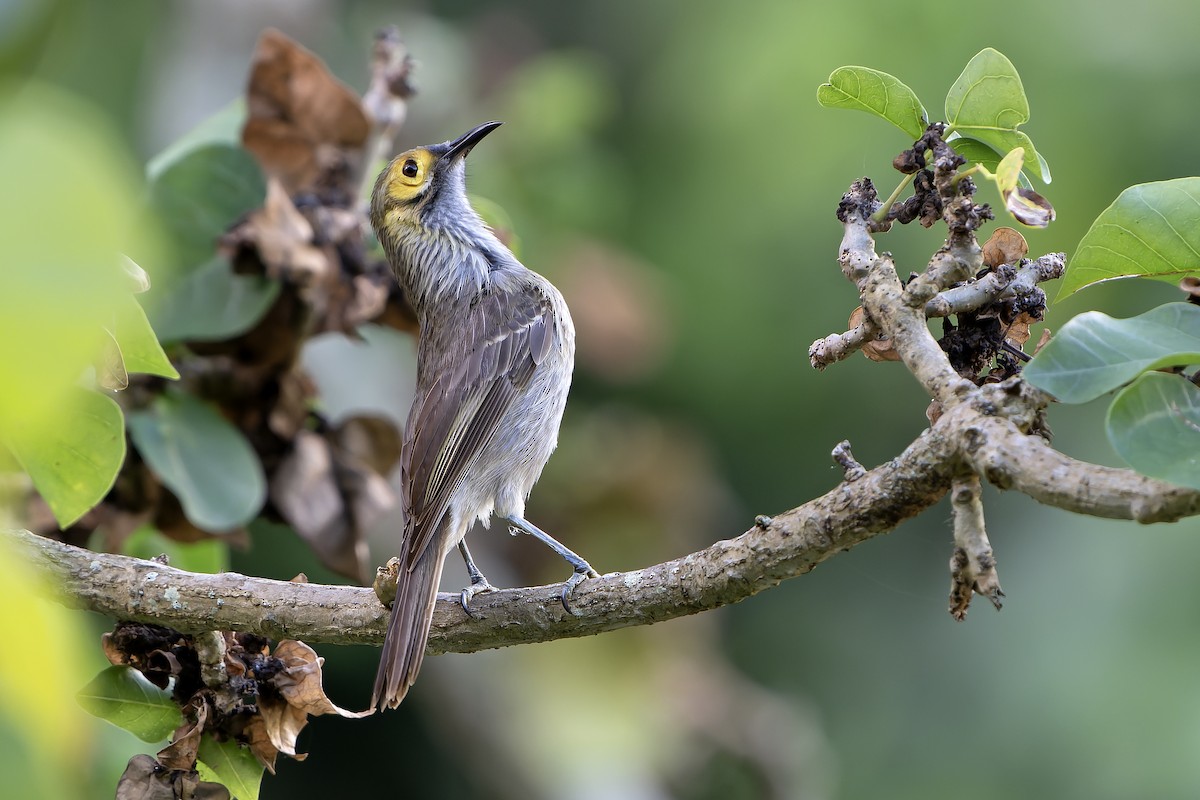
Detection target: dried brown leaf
<box><xmin>256</xmin><ymin>640</ymin><xmax>371</xmax><ymax>763</ymax></box>
<box><xmin>1033</xmin><ymin>327</ymin><xmax>1052</xmax><ymax>355</ymax></box>
<box><xmin>307</xmin><ymin>266</ymin><xmax>392</xmax><ymax>336</ymax></box>
<box><xmin>1006</xmin><ymin>311</ymin><xmax>1037</xmax><ymax>348</ymax></box>
<box><xmin>157</xmin><ymin>701</ymin><xmax>208</xmax><ymax>772</ymax></box>
<box><xmin>241</xmin><ymin>29</ymin><xmax>369</xmax><ymax>195</ymax></box>
<box><xmin>334</xmin><ymin>415</ymin><xmax>402</xmax><ymax>475</ymax></box>
<box><xmin>269</xmin><ymin>430</ymin><xmax>378</xmax><ymax>582</ymax></box>
<box><xmin>116</xmin><ymin>754</ymin><xmax>230</xmax><ymax>800</ymax></box>
<box><xmin>116</xmin><ymin>754</ymin><xmax>177</xmax><ymax>800</ymax></box>
<box><xmin>102</xmin><ymin>632</ymin><xmax>127</xmax><ymax>666</ymax></box>
<box><xmin>1003</xmin><ymin>186</ymin><xmax>1055</xmax><ymax>228</ymax></box>
<box><xmin>848</xmin><ymin>306</ymin><xmax>900</xmax><ymax>362</ymax></box>
<box><xmin>242</xmin><ymin>714</ymin><xmax>281</xmax><ymax>774</ymax></box>
<box><xmin>267</xmin><ymin>368</ymin><xmax>317</xmax><ymax>441</ymax></box>
<box><xmin>232</xmin><ymin>178</ymin><xmax>329</xmax><ymax>284</ymax></box>
<box><xmin>1181</xmin><ymin>276</ymin><xmax>1200</xmax><ymax>304</ymax></box>
<box><xmin>926</xmin><ymin>399</ymin><xmax>943</xmax><ymax>426</ymax></box>
<box><xmin>981</xmin><ymin>227</ymin><xmax>1028</xmax><ymax>268</ymax></box>
<box><xmin>257</xmin><ymin>697</ymin><xmax>310</xmax><ymax>763</ymax></box>
<box><xmin>270</xmin><ymin>430</ymin><xmax>342</xmax><ymax>547</ymax></box>
<box><xmin>272</xmin><ymin>640</ymin><xmax>373</xmax><ymax>719</ymax></box>
<box><xmin>343</xmin><ymin>274</ymin><xmax>391</xmax><ymax>328</ymax></box>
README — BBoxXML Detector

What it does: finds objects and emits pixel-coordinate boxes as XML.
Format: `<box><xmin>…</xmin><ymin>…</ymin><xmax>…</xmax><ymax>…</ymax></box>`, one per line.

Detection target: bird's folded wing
<box><xmin>400</xmin><ymin>285</ymin><xmax>556</xmax><ymax>567</ymax></box>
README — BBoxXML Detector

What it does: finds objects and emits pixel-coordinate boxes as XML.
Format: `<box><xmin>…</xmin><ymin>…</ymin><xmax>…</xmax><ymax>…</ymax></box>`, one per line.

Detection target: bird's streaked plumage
<box><xmin>369</xmin><ymin>122</ymin><xmax>588</xmax><ymax>710</ymax></box>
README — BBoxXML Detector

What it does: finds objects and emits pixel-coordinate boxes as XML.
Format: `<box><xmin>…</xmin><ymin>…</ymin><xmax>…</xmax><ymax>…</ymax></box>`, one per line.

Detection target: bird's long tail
<box><xmin>372</xmin><ymin>541</ymin><xmax>446</xmax><ymax>710</ymax></box>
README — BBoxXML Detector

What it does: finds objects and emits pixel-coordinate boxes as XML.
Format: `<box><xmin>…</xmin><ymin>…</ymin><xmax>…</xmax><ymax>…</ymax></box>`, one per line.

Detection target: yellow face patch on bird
<box><xmin>384</xmin><ymin>148</ymin><xmax>439</xmax><ymax>203</ymax></box>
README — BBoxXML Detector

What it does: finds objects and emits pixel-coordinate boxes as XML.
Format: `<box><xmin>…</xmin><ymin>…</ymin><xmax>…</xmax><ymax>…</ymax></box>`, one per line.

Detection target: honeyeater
<box><xmin>369</xmin><ymin>121</ymin><xmax>598</xmax><ymax>711</ymax></box>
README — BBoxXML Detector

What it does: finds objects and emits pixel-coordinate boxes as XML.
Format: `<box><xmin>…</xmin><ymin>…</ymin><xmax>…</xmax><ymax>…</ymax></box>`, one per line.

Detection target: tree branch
<box><xmin>12</xmin><ymin>373</ymin><xmax>1200</xmax><ymax>652</ymax></box>
<box><xmin>15</xmin><ymin>160</ymin><xmax>1200</xmax><ymax>660</ymax></box>
<box><xmin>7</xmin><ymin>403</ymin><xmax>954</xmax><ymax>649</ymax></box>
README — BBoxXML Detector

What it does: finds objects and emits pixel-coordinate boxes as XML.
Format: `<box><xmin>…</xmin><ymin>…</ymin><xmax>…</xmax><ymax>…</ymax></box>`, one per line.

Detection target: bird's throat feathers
<box><xmin>371</xmin><ymin>141</ymin><xmax>521</xmax><ymax>311</ymax></box>
<box><xmin>379</xmin><ymin>209</ymin><xmax>514</xmax><ymax>311</ymax></box>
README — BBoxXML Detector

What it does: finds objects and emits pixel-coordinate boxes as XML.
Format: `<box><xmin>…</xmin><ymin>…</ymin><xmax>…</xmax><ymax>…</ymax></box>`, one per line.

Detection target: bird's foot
<box><xmin>502</xmin><ymin>515</ymin><xmax>599</xmax><ymax>616</ymax></box>
<box><xmin>560</xmin><ymin>562</ymin><xmax>601</xmax><ymax>616</ymax></box>
<box><xmin>459</xmin><ymin>574</ymin><xmax>496</xmax><ymax>619</ymax></box>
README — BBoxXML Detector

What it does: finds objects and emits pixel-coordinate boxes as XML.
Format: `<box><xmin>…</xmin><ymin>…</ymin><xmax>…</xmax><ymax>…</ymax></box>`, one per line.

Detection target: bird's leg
<box><xmin>457</xmin><ymin>540</ymin><xmax>495</xmax><ymax>618</ymax></box>
<box><xmin>505</xmin><ymin>515</ymin><xmax>600</xmax><ymax>615</ymax></box>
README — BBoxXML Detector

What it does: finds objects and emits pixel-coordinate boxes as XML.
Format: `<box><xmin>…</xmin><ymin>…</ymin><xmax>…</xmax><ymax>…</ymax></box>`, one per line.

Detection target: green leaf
<box><xmin>949</xmin><ymin>137</ymin><xmax>1033</xmax><ymax>189</ymax></box>
<box><xmin>993</xmin><ymin>147</ymin><xmax>1023</xmax><ymax>194</ymax></box>
<box><xmin>121</xmin><ymin>525</ymin><xmax>230</xmax><ymax>573</ymax></box>
<box><xmin>127</xmin><ymin>391</ymin><xmax>266</xmax><ymax>531</ymax></box>
<box><xmin>2</xmin><ymin>389</ymin><xmax>125</xmax><ymax>527</ymax></box>
<box><xmin>955</xmin><ymin>129</ymin><xmax>1050</xmax><ymax>184</ymax></box>
<box><xmin>198</xmin><ymin>735</ymin><xmax>263</xmax><ymax>800</ymax></box>
<box><xmin>1023</xmin><ymin>303</ymin><xmax>1200</xmax><ymax>403</ymax></box>
<box><xmin>148</xmin><ymin>256</ymin><xmax>280</xmax><ymax>343</ymax></box>
<box><xmin>0</xmin><ymin>84</ymin><xmax>165</xmax><ymax>525</ymax></box>
<box><xmin>0</xmin><ymin>536</ymin><xmax>95</xmax><ymax>800</ymax></box>
<box><xmin>1058</xmin><ymin>178</ymin><xmax>1200</xmax><ymax>298</ymax></box>
<box><xmin>146</xmin><ymin>99</ymin><xmax>247</xmax><ymax>181</ymax></box>
<box><xmin>149</xmin><ymin>144</ymin><xmax>265</xmax><ymax>270</ymax></box>
<box><xmin>944</xmin><ymin>48</ymin><xmax>1050</xmax><ymax>183</ymax></box>
<box><xmin>1107</xmin><ymin>372</ymin><xmax>1200</xmax><ymax>489</ymax></box>
<box><xmin>110</xmin><ymin>294</ymin><xmax>179</xmax><ymax>379</ymax></box>
<box><xmin>817</xmin><ymin>66</ymin><xmax>928</xmax><ymax>139</ymax></box>
<box><xmin>76</xmin><ymin>666</ymin><xmax>182</xmax><ymax>743</ymax></box>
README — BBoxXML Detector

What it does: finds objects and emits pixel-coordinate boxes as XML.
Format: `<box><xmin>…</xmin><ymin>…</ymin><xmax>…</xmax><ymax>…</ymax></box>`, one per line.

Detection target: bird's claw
<box><xmin>459</xmin><ymin>576</ymin><xmax>495</xmax><ymax>619</ymax></box>
<box><xmin>559</xmin><ymin>564</ymin><xmax>599</xmax><ymax>616</ymax></box>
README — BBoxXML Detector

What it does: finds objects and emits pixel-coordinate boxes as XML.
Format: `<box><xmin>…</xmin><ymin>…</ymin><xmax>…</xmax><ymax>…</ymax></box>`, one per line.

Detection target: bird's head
<box><xmin>370</xmin><ymin>120</ymin><xmax>502</xmax><ymax>240</ymax></box>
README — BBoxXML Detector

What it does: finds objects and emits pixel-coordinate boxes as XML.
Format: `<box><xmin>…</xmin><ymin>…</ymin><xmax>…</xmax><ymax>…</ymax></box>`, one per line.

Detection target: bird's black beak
<box><xmin>442</xmin><ymin>121</ymin><xmax>502</xmax><ymax>163</ymax></box>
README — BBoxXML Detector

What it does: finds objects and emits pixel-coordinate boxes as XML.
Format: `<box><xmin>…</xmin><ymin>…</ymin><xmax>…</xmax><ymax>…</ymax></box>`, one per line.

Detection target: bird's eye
<box><xmin>401</xmin><ymin>159</ymin><xmax>420</xmax><ymax>179</ymax></box>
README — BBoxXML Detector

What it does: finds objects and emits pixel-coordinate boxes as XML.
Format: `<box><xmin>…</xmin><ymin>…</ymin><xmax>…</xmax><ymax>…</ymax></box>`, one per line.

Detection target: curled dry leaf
<box><xmin>848</xmin><ymin>306</ymin><xmax>900</xmax><ymax>362</ymax></box>
<box><xmin>116</xmin><ymin>754</ymin><xmax>231</xmax><ymax>800</ymax></box>
<box><xmin>335</xmin><ymin>414</ymin><xmax>402</xmax><ymax>475</ymax></box>
<box><xmin>254</xmin><ymin>639</ymin><xmax>372</xmax><ymax>767</ymax></box>
<box><xmin>344</xmin><ymin>274</ymin><xmax>391</xmax><ymax>328</ymax></box>
<box><xmin>102</xmin><ymin>631</ymin><xmax>127</xmax><ymax>666</ymax></box>
<box><xmin>1004</xmin><ymin>186</ymin><xmax>1055</xmax><ymax>228</ymax></box>
<box><xmin>1181</xmin><ymin>276</ymin><xmax>1200</xmax><ymax>304</ymax></box>
<box><xmin>1033</xmin><ymin>327</ymin><xmax>1052</xmax><ymax>355</ymax></box>
<box><xmin>926</xmin><ymin>399</ymin><xmax>943</xmax><ymax>427</ymax></box>
<box><xmin>242</xmin><ymin>28</ymin><xmax>370</xmax><ymax>196</ymax></box>
<box><xmin>157</xmin><ymin>699</ymin><xmax>208</xmax><ymax>771</ymax></box>
<box><xmin>233</xmin><ymin>178</ymin><xmax>329</xmax><ymax>284</ymax></box>
<box><xmin>269</xmin><ymin>428</ymin><xmax>394</xmax><ymax>582</ymax></box>
<box><xmin>1005</xmin><ymin>311</ymin><xmax>1037</xmax><ymax>348</ymax></box>
<box><xmin>244</xmin><ymin>714</ymin><xmax>281</xmax><ymax>774</ymax></box>
<box><xmin>267</xmin><ymin>368</ymin><xmax>317</xmax><ymax>441</ymax></box>
<box><xmin>102</xmin><ymin>622</ymin><xmax>194</xmax><ymax>694</ymax></box>
<box><xmin>981</xmin><ymin>226</ymin><xmax>1028</xmax><ymax>268</ymax></box>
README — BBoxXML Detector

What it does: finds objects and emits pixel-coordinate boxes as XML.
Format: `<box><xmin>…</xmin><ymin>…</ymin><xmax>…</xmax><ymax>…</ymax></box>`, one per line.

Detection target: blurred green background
<box><xmin>6</xmin><ymin>0</ymin><xmax>1200</xmax><ymax>797</ymax></box>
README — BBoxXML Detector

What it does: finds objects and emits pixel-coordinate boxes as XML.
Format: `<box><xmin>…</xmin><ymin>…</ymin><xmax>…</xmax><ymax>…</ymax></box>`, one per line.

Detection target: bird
<box><xmin>369</xmin><ymin>121</ymin><xmax>599</xmax><ymax>711</ymax></box>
